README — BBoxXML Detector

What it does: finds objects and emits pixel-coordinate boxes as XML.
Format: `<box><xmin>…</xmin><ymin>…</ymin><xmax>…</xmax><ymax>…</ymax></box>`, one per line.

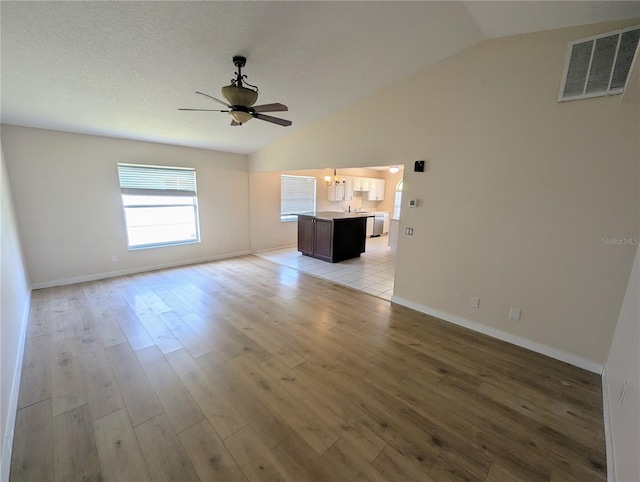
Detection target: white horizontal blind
<box><xmin>116</xmin><ymin>163</ymin><xmax>200</xmax><ymax>249</ymax></box>
<box><xmin>117</xmin><ymin>164</ymin><xmax>196</xmax><ymax>196</ymax></box>
<box><xmin>281</xmin><ymin>175</ymin><xmax>316</xmax><ymax>221</ymax></box>
<box><xmin>559</xmin><ymin>25</ymin><xmax>640</xmax><ymax>101</ymax></box>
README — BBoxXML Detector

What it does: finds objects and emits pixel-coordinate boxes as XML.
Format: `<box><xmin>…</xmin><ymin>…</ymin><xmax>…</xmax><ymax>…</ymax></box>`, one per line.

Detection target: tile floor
<box><xmin>256</xmin><ymin>235</ymin><xmax>395</xmax><ymax>300</ymax></box>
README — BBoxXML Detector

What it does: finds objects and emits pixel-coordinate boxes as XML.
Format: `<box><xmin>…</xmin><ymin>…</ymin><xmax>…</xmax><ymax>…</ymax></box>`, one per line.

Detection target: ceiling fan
<box><xmin>179</xmin><ymin>56</ymin><xmax>292</xmax><ymax>127</ymax></box>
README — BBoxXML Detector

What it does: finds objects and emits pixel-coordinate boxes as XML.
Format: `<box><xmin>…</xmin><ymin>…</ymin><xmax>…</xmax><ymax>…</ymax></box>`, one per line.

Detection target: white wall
<box><xmin>250</xmin><ymin>20</ymin><xmax>640</xmax><ymax>367</ymax></box>
<box><xmin>2</xmin><ymin>126</ymin><xmax>251</xmax><ymax>287</ymax></box>
<box><xmin>0</xmin><ymin>134</ymin><xmax>31</xmax><ymax>481</ymax></box>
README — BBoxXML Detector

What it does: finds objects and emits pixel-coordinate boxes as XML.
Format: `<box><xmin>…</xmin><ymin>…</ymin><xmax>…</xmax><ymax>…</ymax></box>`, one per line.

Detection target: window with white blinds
<box><xmin>281</xmin><ymin>175</ymin><xmax>316</xmax><ymax>222</ymax></box>
<box><xmin>117</xmin><ymin>163</ymin><xmax>200</xmax><ymax>249</ymax></box>
<box><xmin>559</xmin><ymin>25</ymin><xmax>640</xmax><ymax>101</ymax></box>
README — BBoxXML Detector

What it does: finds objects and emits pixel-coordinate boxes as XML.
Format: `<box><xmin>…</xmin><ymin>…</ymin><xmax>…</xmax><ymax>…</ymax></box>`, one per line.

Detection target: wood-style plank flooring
<box><xmin>11</xmin><ymin>255</ymin><xmax>606</xmax><ymax>481</ymax></box>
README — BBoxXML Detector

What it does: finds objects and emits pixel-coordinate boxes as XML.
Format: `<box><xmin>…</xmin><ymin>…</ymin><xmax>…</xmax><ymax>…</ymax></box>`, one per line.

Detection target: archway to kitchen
<box><xmin>252</xmin><ymin>164</ymin><xmax>404</xmax><ymax>300</ymax></box>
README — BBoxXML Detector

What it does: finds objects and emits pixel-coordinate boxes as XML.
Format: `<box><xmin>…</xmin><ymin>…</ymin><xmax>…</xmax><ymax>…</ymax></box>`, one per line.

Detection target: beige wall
<box><xmin>249</xmin><ymin>167</ymin><xmax>403</xmax><ymax>252</ymax></box>
<box><xmin>2</xmin><ymin>126</ymin><xmax>251</xmax><ymax>287</ymax></box>
<box><xmin>250</xmin><ymin>20</ymin><xmax>640</xmax><ymax>366</ymax></box>
<box><xmin>0</xmin><ymin>135</ymin><xmax>30</xmax><ymax>479</ymax></box>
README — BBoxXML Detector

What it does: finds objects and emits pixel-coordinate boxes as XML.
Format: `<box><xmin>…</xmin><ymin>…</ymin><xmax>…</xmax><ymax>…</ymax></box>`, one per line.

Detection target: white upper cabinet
<box><xmin>330</xmin><ymin>176</ymin><xmax>383</xmax><ymax>201</ymax></box>
<box><xmin>352</xmin><ymin>177</ymin><xmax>370</xmax><ymax>192</ymax></box>
<box><xmin>367</xmin><ymin>178</ymin><xmax>385</xmax><ymax>201</ymax></box>
<box><xmin>344</xmin><ymin>176</ymin><xmax>354</xmax><ymax>201</ymax></box>
<box><xmin>328</xmin><ymin>176</ymin><xmax>353</xmax><ymax>201</ymax></box>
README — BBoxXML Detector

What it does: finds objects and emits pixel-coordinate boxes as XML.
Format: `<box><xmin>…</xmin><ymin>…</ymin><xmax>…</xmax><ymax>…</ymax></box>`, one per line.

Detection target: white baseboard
<box><xmin>390</xmin><ymin>295</ymin><xmax>603</xmax><ymax>374</ymax></box>
<box><xmin>1</xmin><ymin>289</ymin><xmax>31</xmax><ymax>482</ymax></box>
<box><xmin>601</xmin><ymin>368</ymin><xmax>615</xmax><ymax>482</ymax></box>
<box><xmin>30</xmin><ymin>250</ymin><xmax>252</xmax><ymax>289</ymax></box>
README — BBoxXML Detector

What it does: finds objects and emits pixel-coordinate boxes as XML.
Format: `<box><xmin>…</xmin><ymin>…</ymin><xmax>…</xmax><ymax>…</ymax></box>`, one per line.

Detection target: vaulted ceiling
<box><xmin>2</xmin><ymin>1</ymin><xmax>638</xmax><ymax>154</ymax></box>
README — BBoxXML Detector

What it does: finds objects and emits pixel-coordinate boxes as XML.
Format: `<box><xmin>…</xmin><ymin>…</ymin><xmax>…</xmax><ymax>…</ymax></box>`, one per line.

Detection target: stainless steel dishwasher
<box><xmin>372</xmin><ymin>214</ymin><xmax>384</xmax><ymax>237</ymax></box>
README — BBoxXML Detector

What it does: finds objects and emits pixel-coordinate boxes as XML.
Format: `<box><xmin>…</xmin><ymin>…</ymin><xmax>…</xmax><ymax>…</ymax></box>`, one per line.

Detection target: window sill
<box><xmin>127</xmin><ymin>239</ymin><xmax>200</xmax><ymax>251</ymax></box>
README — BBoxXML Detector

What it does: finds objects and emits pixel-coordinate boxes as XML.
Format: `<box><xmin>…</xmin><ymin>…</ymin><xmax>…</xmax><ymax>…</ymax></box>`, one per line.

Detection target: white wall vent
<box><xmin>558</xmin><ymin>25</ymin><xmax>640</xmax><ymax>102</ymax></box>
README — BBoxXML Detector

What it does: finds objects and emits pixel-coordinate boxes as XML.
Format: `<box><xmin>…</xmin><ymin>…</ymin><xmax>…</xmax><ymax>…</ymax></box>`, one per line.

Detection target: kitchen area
<box><xmin>327</xmin><ymin>173</ymin><xmax>392</xmax><ymax>236</ymax></box>
<box><xmin>251</xmin><ymin>165</ymin><xmax>403</xmax><ymax>300</ymax></box>
<box><xmin>322</xmin><ymin>166</ymin><xmax>402</xmax><ymax>249</ymax></box>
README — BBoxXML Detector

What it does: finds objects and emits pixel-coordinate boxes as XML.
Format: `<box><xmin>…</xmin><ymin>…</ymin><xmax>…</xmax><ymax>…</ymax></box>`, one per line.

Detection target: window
<box><xmin>281</xmin><ymin>175</ymin><xmax>316</xmax><ymax>222</ymax></box>
<box><xmin>559</xmin><ymin>25</ymin><xmax>640</xmax><ymax>101</ymax></box>
<box><xmin>393</xmin><ymin>180</ymin><xmax>403</xmax><ymax>219</ymax></box>
<box><xmin>117</xmin><ymin>163</ymin><xmax>200</xmax><ymax>249</ymax></box>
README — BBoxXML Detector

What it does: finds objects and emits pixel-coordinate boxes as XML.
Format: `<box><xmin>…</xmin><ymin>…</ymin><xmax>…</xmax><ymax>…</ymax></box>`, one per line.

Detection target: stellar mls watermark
<box><xmin>602</xmin><ymin>237</ymin><xmax>639</xmax><ymax>246</ymax></box>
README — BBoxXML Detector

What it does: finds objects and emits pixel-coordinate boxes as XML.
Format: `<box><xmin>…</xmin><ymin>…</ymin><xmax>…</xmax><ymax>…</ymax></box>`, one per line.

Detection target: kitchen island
<box><xmin>297</xmin><ymin>212</ymin><xmax>373</xmax><ymax>262</ymax></box>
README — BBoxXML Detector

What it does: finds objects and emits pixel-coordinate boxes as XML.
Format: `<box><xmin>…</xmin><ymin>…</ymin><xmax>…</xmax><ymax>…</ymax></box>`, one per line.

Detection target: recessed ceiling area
<box><xmin>2</xmin><ymin>1</ymin><xmax>638</xmax><ymax>154</ymax></box>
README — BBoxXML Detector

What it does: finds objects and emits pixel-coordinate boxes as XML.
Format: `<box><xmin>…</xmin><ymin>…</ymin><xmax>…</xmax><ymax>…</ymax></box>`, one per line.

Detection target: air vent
<box><xmin>559</xmin><ymin>25</ymin><xmax>640</xmax><ymax>102</ymax></box>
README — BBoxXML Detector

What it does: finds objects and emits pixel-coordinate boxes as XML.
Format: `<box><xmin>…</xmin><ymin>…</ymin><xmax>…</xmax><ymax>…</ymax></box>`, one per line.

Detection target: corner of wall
<box><xmin>601</xmin><ymin>367</ymin><xmax>616</xmax><ymax>482</ymax></box>
<box><xmin>601</xmin><ymin>245</ymin><xmax>640</xmax><ymax>482</ymax></box>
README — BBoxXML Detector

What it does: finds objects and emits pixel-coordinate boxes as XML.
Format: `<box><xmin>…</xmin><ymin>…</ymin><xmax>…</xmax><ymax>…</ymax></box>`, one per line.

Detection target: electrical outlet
<box><xmin>509</xmin><ymin>307</ymin><xmax>521</xmax><ymax>321</ymax></box>
<box><xmin>471</xmin><ymin>297</ymin><xmax>480</xmax><ymax>308</ymax></box>
<box><xmin>111</xmin><ymin>254</ymin><xmax>118</xmax><ymax>262</ymax></box>
<box><xmin>405</xmin><ymin>227</ymin><xmax>414</xmax><ymax>235</ymax></box>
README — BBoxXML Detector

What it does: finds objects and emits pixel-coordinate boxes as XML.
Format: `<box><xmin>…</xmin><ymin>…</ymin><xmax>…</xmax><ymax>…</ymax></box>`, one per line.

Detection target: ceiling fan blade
<box><xmin>253</xmin><ymin>113</ymin><xmax>292</xmax><ymax>127</ymax></box>
<box><xmin>178</xmin><ymin>108</ymin><xmax>229</xmax><ymax>112</ymax></box>
<box><xmin>195</xmin><ymin>91</ymin><xmax>231</xmax><ymax>108</ymax></box>
<box><xmin>252</xmin><ymin>103</ymin><xmax>288</xmax><ymax>113</ymax></box>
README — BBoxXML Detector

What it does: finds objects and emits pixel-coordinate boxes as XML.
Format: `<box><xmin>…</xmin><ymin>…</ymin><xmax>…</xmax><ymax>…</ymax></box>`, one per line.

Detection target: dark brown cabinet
<box><xmin>297</xmin><ymin>213</ymin><xmax>370</xmax><ymax>263</ymax></box>
<box><xmin>297</xmin><ymin>215</ymin><xmax>315</xmax><ymax>256</ymax></box>
<box><xmin>313</xmin><ymin>218</ymin><xmax>333</xmax><ymax>261</ymax></box>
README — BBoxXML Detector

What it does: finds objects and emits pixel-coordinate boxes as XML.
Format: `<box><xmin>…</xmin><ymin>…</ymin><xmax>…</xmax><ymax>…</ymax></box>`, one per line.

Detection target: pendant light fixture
<box><xmin>325</xmin><ymin>168</ymin><xmax>342</xmax><ymax>186</ymax></box>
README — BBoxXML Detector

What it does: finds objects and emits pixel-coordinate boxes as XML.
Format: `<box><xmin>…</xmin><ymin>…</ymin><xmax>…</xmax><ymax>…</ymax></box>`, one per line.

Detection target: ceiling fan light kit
<box><xmin>229</xmin><ymin>110</ymin><xmax>253</xmax><ymax>124</ymax></box>
<box><xmin>179</xmin><ymin>56</ymin><xmax>291</xmax><ymax>127</ymax></box>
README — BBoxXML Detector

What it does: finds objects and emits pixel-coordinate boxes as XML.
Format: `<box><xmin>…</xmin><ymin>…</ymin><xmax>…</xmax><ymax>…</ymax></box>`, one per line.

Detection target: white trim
<box><xmin>1</xmin><ymin>289</ymin><xmax>31</xmax><ymax>482</ymax></box>
<box><xmin>601</xmin><ymin>367</ymin><xmax>615</xmax><ymax>482</ymax></box>
<box><xmin>390</xmin><ymin>295</ymin><xmax>603</xmax><ymax>374</ymax></box>
<box><xmin>30</xmin><ymin>251</ymin><xmax>251</xmax><ymax>289</ymax></box>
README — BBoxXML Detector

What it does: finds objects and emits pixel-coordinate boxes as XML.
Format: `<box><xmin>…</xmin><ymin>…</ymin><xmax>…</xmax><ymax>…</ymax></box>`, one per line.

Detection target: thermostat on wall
<box><xmin>408</xmin><ymin>198</ymin><xmax>419</xmax><ymax>208</ymax></box>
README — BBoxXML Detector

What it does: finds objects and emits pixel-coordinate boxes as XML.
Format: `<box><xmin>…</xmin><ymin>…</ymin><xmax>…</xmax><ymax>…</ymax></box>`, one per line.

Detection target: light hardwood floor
<box><xmin>11</xmin><ymin>255</ymin><xmax>606</xmax><ymax>481</ymax></box>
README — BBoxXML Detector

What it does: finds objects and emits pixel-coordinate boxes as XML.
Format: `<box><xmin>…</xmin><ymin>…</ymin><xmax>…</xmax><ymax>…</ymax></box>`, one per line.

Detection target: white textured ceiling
<box><xmin>2</xmin><ymin>1</ymin><xmax>638</xmax><ymax>154</ymax></box>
